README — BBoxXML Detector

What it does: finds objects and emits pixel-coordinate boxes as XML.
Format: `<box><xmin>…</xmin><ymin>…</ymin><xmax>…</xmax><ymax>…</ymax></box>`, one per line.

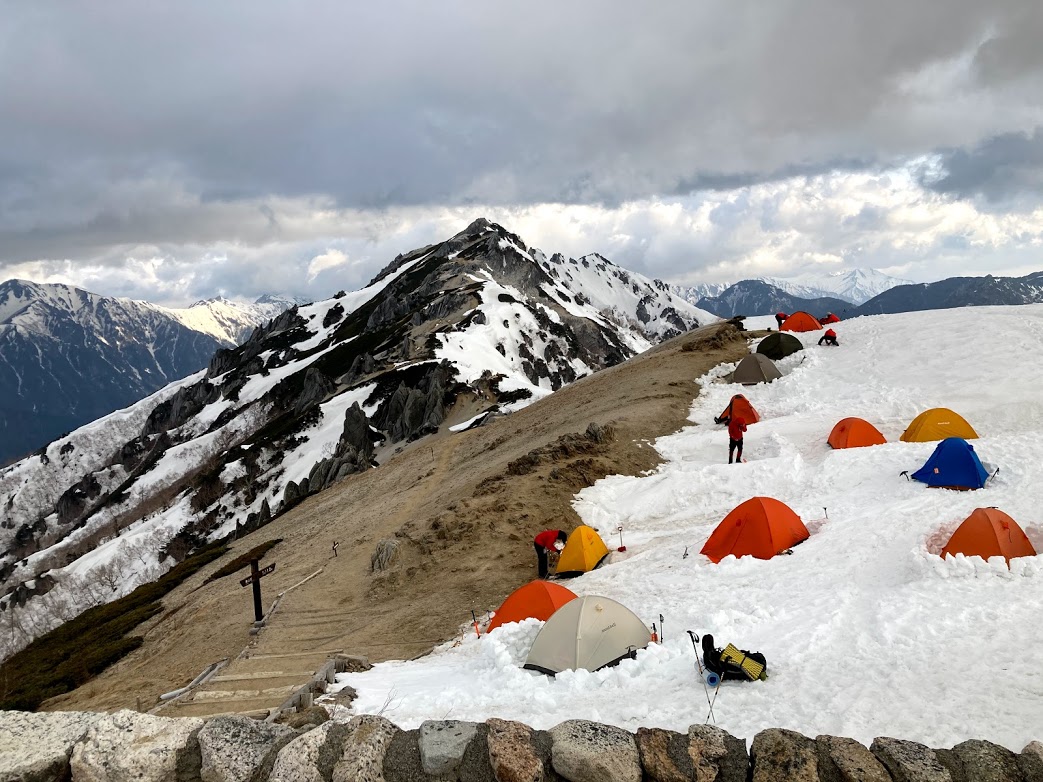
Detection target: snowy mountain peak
<box><xmin>0</xmin><ymin>220</ymin><xmax>715</xmax><ymax>660</ymax></box>
<box><xmin>674</xmin><ymin>268</ymin><xmax>912</xmax><ymax>307</ymax></box>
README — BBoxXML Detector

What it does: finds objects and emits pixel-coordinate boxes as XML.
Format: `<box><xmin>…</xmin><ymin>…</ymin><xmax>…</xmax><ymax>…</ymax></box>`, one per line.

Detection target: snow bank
<box><xmin>333</xmin><ymin>304</ymin><xmax>1043</xmax><ymax>751</ymax></box>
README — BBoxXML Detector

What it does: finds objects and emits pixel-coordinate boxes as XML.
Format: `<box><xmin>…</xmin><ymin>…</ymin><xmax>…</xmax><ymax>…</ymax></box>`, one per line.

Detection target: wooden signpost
<box><xmin>240</xmin><ymin>559</ymin><xmax>276</xmax><ymax>622</ymax></box>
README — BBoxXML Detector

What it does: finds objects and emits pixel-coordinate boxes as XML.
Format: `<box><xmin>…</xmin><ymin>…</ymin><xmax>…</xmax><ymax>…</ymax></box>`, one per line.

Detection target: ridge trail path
<box><xmin>43</xmin><ymin>323</ymin><xmax>755</xmax><ymax>715</ymax></box>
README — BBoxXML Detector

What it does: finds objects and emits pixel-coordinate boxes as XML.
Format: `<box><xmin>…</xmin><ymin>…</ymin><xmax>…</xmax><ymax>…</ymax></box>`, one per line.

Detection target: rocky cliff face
<box><xmin>0</xmin><ymin>218</ymin><xmax>713</xmax><ymax>659</ymax></box>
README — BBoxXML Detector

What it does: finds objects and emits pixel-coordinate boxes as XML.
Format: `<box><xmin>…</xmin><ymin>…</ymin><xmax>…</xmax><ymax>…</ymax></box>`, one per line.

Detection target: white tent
<box><xmin>523</xmin><ymin>595</ymin><xmax>651</xmax><ymax>675</ymax></box>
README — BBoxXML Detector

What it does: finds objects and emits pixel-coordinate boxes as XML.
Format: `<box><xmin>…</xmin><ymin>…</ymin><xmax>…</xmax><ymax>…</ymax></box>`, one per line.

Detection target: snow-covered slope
<box><xmin>331</xmin><ymin>303</ymin><xmax>1043</xmax><ymax>752</ymax></box>
<box><xmin>763</xmin><ymin>268</ymin><xmax>912</xmax><ymax>304</ymax></box>
<box><xmin>163</xmin><ymin>295</ymin><xmax>304</xmax><ymax>344</ymax></box>
<box><xmin>0</xmin><ymin>218</ymin><xmax>713</xmax><ymax>660</ymax></box>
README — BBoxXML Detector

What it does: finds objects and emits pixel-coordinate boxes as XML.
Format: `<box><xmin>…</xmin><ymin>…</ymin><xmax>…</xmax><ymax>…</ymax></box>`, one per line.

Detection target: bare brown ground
<box><xmin>43</xmin><ymin>323</ymin><xmax>752</xmax><ymax>713</ymax></box>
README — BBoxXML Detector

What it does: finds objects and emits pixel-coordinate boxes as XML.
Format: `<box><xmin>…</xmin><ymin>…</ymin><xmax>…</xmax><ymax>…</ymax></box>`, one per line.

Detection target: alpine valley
<box><xmin>0</xmin><ymin>218</ymin><xmax>713</xmax><ymax>660</ymax></box>
<box><xmin>0</xmin><ymin>281</ymin><xmax>301</xmax><ymax>464</ymax></box>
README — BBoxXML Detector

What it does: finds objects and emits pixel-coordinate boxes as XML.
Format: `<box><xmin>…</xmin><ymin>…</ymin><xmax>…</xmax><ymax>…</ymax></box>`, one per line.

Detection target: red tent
<box><xmin>941</xmin><ymin>508</ymin><xmax>1036</xmax><ymax>565</ymax></box>
<box><xmin>486</xmin><ymin>580</ymin><xmax>578</xmax><ymax>632</ymax></box>
<box><xmin>781</xmin><ymin>311</ymin><xmax>823</xmax><ymax>332</ymax></box>
<box><xmin>701</xmin><ymin>497</ymin><xmax>810</xmax><ymax>563</ymax></box>
<box><xmin>827</xmin><ymin>417</ymin><xmax>886</xmax><ymax>449</ymax></box>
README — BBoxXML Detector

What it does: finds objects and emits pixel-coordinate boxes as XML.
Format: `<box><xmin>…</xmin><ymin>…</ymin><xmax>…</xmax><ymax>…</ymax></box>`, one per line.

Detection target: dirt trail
<box><xmin>43</xmin><ymin>323</ymin><xmax>753</xmax><ymax>714</ymax></box>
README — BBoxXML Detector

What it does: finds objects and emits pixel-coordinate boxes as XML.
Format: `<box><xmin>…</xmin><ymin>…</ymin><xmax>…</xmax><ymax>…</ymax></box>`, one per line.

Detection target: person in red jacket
<box><xmin>775</xmin><ymin>312</ymin><xmax>788</xmax><ymax>330</ymax></box>
<box><xmin>534</xmin><ymin>529</ymin><xmax>568</xmax><ymax>578</ymax></box>
<box><xmin>728</xmin><ymin>416</ymin><xmax>747</xmax><ymax>464</ymax></box>
<box><xmin>818</xmin><ymin>328</ymin><xmax>839</xmax><ymax>346</ymax></box>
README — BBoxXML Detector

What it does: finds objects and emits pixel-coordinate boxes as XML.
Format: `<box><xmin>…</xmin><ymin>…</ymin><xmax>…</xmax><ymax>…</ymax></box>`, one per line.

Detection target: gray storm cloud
<box><xmin>1</xmin><ymin>0</ymin><xmax>1042</xmax><ymax>299</ymax></box>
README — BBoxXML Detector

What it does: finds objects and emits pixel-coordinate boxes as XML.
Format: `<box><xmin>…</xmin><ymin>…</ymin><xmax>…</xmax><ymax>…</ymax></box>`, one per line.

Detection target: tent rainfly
<box><xmin>941</xmin><ymin>508</ymin><xmax>1036</xmax><ymax>565</ymax></box>
<box><xmin>827</xmin><ymin>417</ymin><xmax>886</xmax><ymax>449</ymax></box>
<box><xmin>717</xmin><ymin>394</ymin><xmax>760</xmax><ymax>425</ymax></box>
<box><xmin>555</xmin><ymin>526</ymin><xmax>610</xmax><ymax>576</ymax></box>
<box><xmin>910</xmin><ymin>437</ymin><xmax>989</xmax><ymax>490</ymax></box>
<box><xmin>701</xmin><ymin>497</ymin><xmax>810</xmax><ymax>563</ymax></box>
<box><xmin>900</xmin><ymin>408</ymin><xmax>978</xmax><ymax>442</ymax></box>
<box><xmin>486</xmin><ymin>580</ymin><xmax>578</xmax><ymax>633</ymax></box>
<box><xmin>781</xmin><ymin>311</ymin><xmax>823</xmax><ymax>332</ymax></box>
<box><xmin>523</xmin><ymin>595</ymin><xmax>651</xmax><ymax>675</ymax></box>
<box><xmin>730</xmin><ymin>354</ymin><xmax>782</xmax><ymax>385</ymax></box>
<box><xmin>757</xmin><ymin>332</ymin><xmax>804</xmax><ymax>361</ymax></box>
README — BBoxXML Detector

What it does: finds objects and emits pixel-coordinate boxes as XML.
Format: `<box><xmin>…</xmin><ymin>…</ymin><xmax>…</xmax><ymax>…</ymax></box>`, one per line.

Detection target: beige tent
<box><xmin>730</xmin><ymin>354</ymin><xmax>782</xmax><ymax>385</ymax></box>
<box><xmin>523</xmin><ymin>595</ymin><xmax>651</xmax><ymax>675</ymax></box>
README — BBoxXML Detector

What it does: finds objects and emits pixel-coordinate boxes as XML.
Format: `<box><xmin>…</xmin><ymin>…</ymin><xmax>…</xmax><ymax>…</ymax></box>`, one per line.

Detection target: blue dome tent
<box><xmin>910</xmin><ymin>438</ymin><xmax>990</xmax><ymax>490</ymax></box>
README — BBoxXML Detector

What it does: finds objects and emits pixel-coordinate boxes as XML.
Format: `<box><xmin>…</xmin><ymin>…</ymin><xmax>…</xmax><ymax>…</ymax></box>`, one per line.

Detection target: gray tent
<box><xmin>731</xmin><ymin>354</ymin><xmax>782</xmax><ymax>385</ymax></box>
<box><xmin>523</xmin><ymin>595</ymin><xmax>651</xmax><ymax>675</ymax></box>
<box><xmin>757</xmin><ymin>332</ymin><xmax>804</xmax><ymax>361</ymax></box>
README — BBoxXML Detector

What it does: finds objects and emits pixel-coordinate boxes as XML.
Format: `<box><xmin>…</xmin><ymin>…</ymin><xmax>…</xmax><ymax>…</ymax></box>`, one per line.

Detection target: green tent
<box><xmin>757</xmin><ymin>332</ymin><xmax>804</xmax><ymax>361</ymax></box>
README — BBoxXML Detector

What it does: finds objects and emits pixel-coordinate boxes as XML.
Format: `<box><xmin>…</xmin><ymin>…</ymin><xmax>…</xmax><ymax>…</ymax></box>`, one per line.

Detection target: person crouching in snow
<box><xmin>818</xmin><ymin>328</ymin><xmax>839</xmax><ymax>346</ymax></box>
<box><xmin>534</xmin><ymin>529</ymin><xmax>567</xmax><ymax>578</ymax></box>
<box><xmin>728</xmin><ymin>416</ymin><xmax>746</xmax><ymax>464</ymax></box>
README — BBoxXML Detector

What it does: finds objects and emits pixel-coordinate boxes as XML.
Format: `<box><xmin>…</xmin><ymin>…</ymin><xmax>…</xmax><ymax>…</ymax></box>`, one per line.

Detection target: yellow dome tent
<box><xmin>555</xmin><ymin>525</ymin><xmax>610</xmax><ymax>576</ymax></box>
<box><xmin>900</xmin><ymin>408</ymin><xmax>978</xmax><ymax>442</ymax></box>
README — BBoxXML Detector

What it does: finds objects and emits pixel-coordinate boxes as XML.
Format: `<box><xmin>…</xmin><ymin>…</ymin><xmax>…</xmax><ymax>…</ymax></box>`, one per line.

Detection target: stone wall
<box><xmin>1</xmin><ymin>708</ymin><xmax>1040</xmax><ymax>782</ymax></box>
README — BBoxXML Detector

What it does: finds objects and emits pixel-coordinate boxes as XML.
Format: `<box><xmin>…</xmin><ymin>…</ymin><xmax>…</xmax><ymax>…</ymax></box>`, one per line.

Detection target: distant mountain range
<box><xmin>855</xmin><ymin>271</ymin><xmax>1043</xmax><ymax>314</ymax></box>
<box><xmin>676</xmin><ymin>268</ymin><xmax>912</xmax><ymax>307</ymax></box>
<box><xmin>679</xmin><ymin>268</ymin><xmax>1043</xmax><ymax>320</ymax></box>
<box><xmin>693</xmin><ymin>280</ymin><xmax>853</xmax><ymax>320</ymax></box>
<box><xmin>0</xmin><ymin>281</ymin><xmax>299</xmax><ymax>463</ymax></box>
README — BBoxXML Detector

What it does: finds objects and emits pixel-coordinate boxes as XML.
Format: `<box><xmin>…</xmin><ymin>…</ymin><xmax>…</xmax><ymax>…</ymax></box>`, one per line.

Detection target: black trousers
<box><xmin>819</xmin><ymin>335</ymin><xmax>838</xmax><ymax>346</ymax></box>
<box><xmin>729</xmin><ymin>438</ymin><xmax>743</xmax><ymax>463</ymax></box>
<box><xmin>535</xmin><ymin>543</ymin><xmax>550</xmax><ymax>578</ymax></box>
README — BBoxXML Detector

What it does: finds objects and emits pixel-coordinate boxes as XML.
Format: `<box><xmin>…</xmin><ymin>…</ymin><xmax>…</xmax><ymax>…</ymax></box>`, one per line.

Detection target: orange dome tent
<box><xmin>717</xmin><ymin>394</ymin><xmax>760</xmax><ymax>425</ymax></box>
<box><xmin>941</xmin><ymin>508</ymin><xmax>1036</xmax><ymax>565</ymax></box>
<box><xmin>487</xmin><ymin>580</ymin><xmax>578</xmax><ymax>633</ymax></box>
<box><xmin>781</xmin><ymin>311</ymin><xmax>822</xmax><ymax>332</ymax></box>
<box><xmin>821</xmin><ymin>313</ymin><xmax>841</xmax><ymax>324</ymax></box>
<box><xmin>900</xmin><ymin>408</ymin><xmax>978</xmax><ymax>442</ymax></box>
<box><xmin>828</xmin><ymin>417</ymin><xmax>886</xmax><ymax>449</ymax></box>
<box><xmin>700</xmin><ymin>497</ymin><xmax>810</xmax><ymax>563</ymax></box>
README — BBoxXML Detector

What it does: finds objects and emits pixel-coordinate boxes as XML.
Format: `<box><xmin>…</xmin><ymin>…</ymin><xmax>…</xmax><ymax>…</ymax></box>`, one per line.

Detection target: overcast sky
<box><xmin>2</xmin><ymin>1</ymin><xmax>1042</xmax><ymax>305</ymax></box>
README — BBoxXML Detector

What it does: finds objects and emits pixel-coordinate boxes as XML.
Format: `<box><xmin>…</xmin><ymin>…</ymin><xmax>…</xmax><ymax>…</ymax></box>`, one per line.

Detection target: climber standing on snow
<box><xmin>775</xmin><ymin>312</ymin><xmax>788</xmax><ymax>330</ymax></box>
<box><xmin>728</xmin><ymin>415</ymin><xmax>747</xmax><ymax>464</ymax></box>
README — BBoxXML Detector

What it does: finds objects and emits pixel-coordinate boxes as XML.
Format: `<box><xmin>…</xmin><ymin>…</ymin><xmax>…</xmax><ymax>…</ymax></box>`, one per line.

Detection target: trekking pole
<box><xmin>659</xmin><ymin>614</ymin><xmax>665</xmax><ymax>644</ymax></box>
<box><xmin>683</xmin><ymin>546</ymin><xmax>689</xmax><ymax>559</ymax></box>
<box><xmin>470</xmin><ymin>610</ymin><xmax>481</xmax><ymax>638</ymax></box>
<box><xmin>823</xmin><ymin>507</ymin><xmax>828</xmax><ymax>519</ymax></box>
<box><xmin>687</xmin><ymin>631</ymin><xmax>717</xmax><ymax>724</ymax></box>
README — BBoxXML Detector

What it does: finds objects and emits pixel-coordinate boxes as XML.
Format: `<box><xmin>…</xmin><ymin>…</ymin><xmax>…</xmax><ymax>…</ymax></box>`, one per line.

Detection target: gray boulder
<box><xmin>687</xmin><ymin>724</ymin><xmax>748</xmax><ymax>782</ymax></box>
<box><xmin>197</xmin><ymin>715</ymin><xmax>296</xmax><ymax>782</ymax></box>
<box><xmin>1020</xmin><ymin>741</ymin><xmax>1043</xmax><ymax>782</ymax></box>
<box><xmin>0</xmin><ymin>710</ymin><xmax>102</xmax><ymax>782</ymax></box>
<box><xmin>951</xmin><ymin>739</ymin><xmax>1025</xmax><ymax>782</ymax></box>
<box><xmin>634</xmin><ymin>727</ymin><xmax>689</xmax><ymax>782</ymax></box>
<box><xmin>419</xmin><ymin>720</ymin><xmax>478</xmax><ymax>778</ymax></box>
<box><xmin>871</xmin><ymin>737</ymin><xmax>953</xmax><ymax>782</ymax></box>
<box><xmin>549</xmin><ymin>720</ymin><xmax>641</xmax><ymax>782</ymax></box>
<box><xmin>816</xmin><ymin>735</ymin><xmax>891</xmax><ymax>782</ymax></box>
<box><xmin>750</xmin><ymin>729</ymin><xmax>818</xmax><ymax>782</ymax></box>
<box><xmin>70</xmin><ymin>709</ymin><xmax>204</xmax><ymax>782</ymax></box>
<box><xmin>268</xmin><ymin>721</ymin><xmax>350</xmax><ymax>782</ymax></box>
<box><xmin>331</xmin><ymin>715</ymin><xmax>399</xmax><ymax>782</ymax></box>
